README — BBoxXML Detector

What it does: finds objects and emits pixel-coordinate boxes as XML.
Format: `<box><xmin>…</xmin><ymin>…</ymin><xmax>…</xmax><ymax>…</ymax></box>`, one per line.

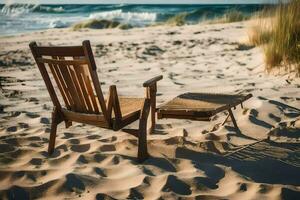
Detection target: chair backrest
<box><xmin>29</xmin><ymin>40</ymin><xmax>109</xmax><ymax>122</ymax></box>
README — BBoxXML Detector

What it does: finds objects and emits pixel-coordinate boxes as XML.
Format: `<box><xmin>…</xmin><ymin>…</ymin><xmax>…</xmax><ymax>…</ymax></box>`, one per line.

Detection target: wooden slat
<box><xmin>29</xmin><ymin>42</ymin><xmax>62</xmax><ymax>110</ymax></box>
<box><xmin>158</xmin><ymin>109</ymin><xmax>215</xmax><ymax>117</ymax></box>
<box><xmin>157</xmin><ymin>113</ymin><xmax>211</xmax><ymax>121</ymax></box>
<box><xmin>33</xmin><ymin>46</ymin><xmax>84</xmax><ymax>57</ymax></box>
<box><xmin>58</xmin><ymin>58</ymin><xmax>84</xmax><ymax>112</ymax></box>
<box><xmin>37</xmin><ymin>58</ymin><xmax>88</xmax><ymax>65</ymax></box>
<box><xmin>73</xmin><ymin>64</ymin><xmax>94</xmax><ymax>113</ymax></box>
<box><xmin>62</xmin><ymin>108</ymin><xmax>109</xmax><ymax>128</ymax></box>
<box><xmin>111</xmin><ymin>85</ymin><xmax>122</xmax><ymax>121</ymax></box>
<box><xmin>53</xmin><ymin>64</ymin><xmax>75</xmax><ymax>110</ymax></box>
<box><xmin>48</xmin><ymin>62</ymin><xmax>71</xmax><ymax>109</ymax></box>
<box><xmin>68</xmin><ymin>65</ymin><xmax>89</xmax><ymax>112</ymax></box>
<box><xmin>81</xmin><ymin>67</ymin><xmax>100</xmax><ymax>113</ymax></box>
<box><xmin>82</xmin><ymin>40</ymin><xmax>109</xmax><ymax>122</ymax></box>
<box><xmin>106</xmin><ymin>85</ymin><xmax>114</xmax><ymax>122</ymax></box>
<box><xmin>51</xmin><ymin>56</ymin><xmax>75</xmax><ymax>110</ymax></box>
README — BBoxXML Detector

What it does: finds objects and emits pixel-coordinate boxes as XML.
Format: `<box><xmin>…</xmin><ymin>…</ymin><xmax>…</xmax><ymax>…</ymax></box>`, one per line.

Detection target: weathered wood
<box><xmin>157</xmin><ymin>113</ymin><xmax>211</xmax><ymax>121</ymax></box>
<box><xmin>228</xmin><ymin>108</ymin><xmax>239</xmax><ymax>131</ymax></box>
<box><xmin>106</xmin><ymin>85</ymin><xmax>114</xmax><ymax>123</ymax></box>
<box><xmin>143</xmin><ymin>75</ymin><xmax>163</xmax><ymax>87</ymax></box>
<box><xmin>48</xmin><ymin>107</ymin><xmax>63</xmax><ymax>154</ymax></box>
<box><xmin>29</xmin><ymin>42</ymin><xmax>62</xmax><ymax>110</ymax></box>
<box><xmin>68</xmin><ymin>65</ymin><xmax>89</xmax><ymax>112</ymax></box>
<box><xmin>56</xmin><ymin>56</ymin><xmax>85</xmax><ymax>112</ymax></box>
<box><xmin>32</xmin><ymin>45</ymin><xmax>84</xmax><ymax>57</ymax></box>
<box><xmin>82</xmin><ymin>41</ymin><xmax>109</xmax><ymax>121</ymax></box>
<box><xmin>81</xmin><ymin>67</ymin><xmax>100</xmax><ymax>113</ymax></box>
<box><xmin>62</xmin><ymin>108</ymin><xmax>109</xmax><ymax>127</ymax></box>
<box><xmin>148</xmin><ymin>84</ymin><xmax>157</xmax><ymax>134</ymax></box>
<box><xmin>48</xmin><ymin>62</ymin><xmax>72</xmax><ymax>109</ymax></box>
<box><xmin>114</xmin><ymin>111</ymin><xmax>140</xmax><ymax>131</ymax></box>
<box><xmin>37</xmin><ymin>57</ymin><xmax>87</xmax><ymax>65</ymax></box>
<box><xmin>73</xmin><ymin>64</ymin><xmax>94</xmax><ymax>112</ymax></box>
<box><xmin>138</xmin><ymin>98</ymin><xmax>151</xmax><ymax>162</ymax></box>
<box><xmin>110</xmin><ymin>85</ymin><xmax>122</xmax><ymax>130</ymax></box>
<box><xmin>158</xmin><ymin>93</ymin><xmax>252</xmax><ymax>119</ymax></box>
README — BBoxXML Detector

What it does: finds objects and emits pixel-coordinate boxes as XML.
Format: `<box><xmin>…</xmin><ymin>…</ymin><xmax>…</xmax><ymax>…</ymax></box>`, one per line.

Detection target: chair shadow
<box><xmin>175</xmin><ymin>140</ymin><xmax>300</xmax><ymax>186</ymax></box>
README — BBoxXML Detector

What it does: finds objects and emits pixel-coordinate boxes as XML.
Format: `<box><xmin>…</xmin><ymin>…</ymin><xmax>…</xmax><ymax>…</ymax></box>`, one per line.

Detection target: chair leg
<box><xmin>147</xmin><ymin>86</ymin><xmax>156</xmax><ymax>134</ymax></box>
<box><xmin>150</xmin><ymin>94</ymin><xmax>156</xmax><ymax>134</ymax></box>
<box><xmin>48</xmin><ymin>109</ymin><xmax>59</xmax><ymax>155</ymax></box>
<box><xmin>228</xmin><ymin>108</ymin><xmax>240</xmax><ymax>132</ymax></box>
<box><xmin>138</xmin><ymin>99</ymin><xmax>151</xmax><ymax>162</ymax></box>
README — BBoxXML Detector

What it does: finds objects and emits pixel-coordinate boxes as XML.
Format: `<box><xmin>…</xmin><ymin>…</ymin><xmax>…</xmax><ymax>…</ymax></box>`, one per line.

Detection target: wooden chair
<box><xmin>29</xmin><ymin>40</ymin><xmax>163</xmax><ymax>162</ymax></box>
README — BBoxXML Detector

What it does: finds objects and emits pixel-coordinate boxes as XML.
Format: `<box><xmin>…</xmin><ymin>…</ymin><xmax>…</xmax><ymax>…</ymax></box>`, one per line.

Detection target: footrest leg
<box><xmin>228</xmin><ymin>108</ymin><xmax>240</xmax><ymax>132</ymax></box>
<box><xmin>221</xmin><ymin>113</ymin><xmax>230</xmax><ymax>126</ymax></box>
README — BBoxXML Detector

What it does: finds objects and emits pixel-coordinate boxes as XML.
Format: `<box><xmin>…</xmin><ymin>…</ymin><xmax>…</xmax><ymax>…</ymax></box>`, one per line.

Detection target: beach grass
<box><xmin>165</xmin><ymin>12</ymin><xmax>188</xmax><ymax>26</ymax></box>
<box><xmin>72</xmin><ymin>19</ymin><xmax>122</xmax><ymax>30</ymax></box>
<box><xmin>209</xmin><ymin>9</ymin><xmax>249</xmax><ymax>24</ymax></box>
<box><xmin>249</xmin><ymin>0</ymin><xmax>300</xmax><ymax>74</ymax></box>
<box><xmin>223</xmin><ymin>9</ymin><xmax>249</xmax><ymax>23</ymax></box>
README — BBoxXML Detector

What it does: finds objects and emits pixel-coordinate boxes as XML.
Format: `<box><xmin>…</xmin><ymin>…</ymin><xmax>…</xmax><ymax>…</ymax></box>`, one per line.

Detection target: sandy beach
<box><xmin>0</xmin><ymin>20</ymin><xmax>300</xmax><ymax>199</ymax></box>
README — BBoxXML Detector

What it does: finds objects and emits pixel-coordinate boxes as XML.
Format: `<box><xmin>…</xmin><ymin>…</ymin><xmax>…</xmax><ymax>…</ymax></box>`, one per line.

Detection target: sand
<box><xmin>0</xmin><ymin>20</ymin><xmax>299</xmax><ymax>199</ymax></box>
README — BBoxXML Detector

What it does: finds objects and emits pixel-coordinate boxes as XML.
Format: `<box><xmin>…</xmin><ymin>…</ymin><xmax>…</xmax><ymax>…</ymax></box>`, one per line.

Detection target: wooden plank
<box><xmin>48</xmin><ymin>62</ymin><xmax>72</xmax><ymax>109</ymax></box>
<box><xmin>29</xmin><ymin>42</ymin><xmax>62</xmax><ymax>110</ymax></box>
<box><xmin>149</xmin><ymin>84</ymin><xmax>156</xmax><ymax>134</ymax></box>
<box><xmin>81</xmin><ymin>67</ymin><xmax>100</xmax><ymax>113</ymax></box>
<box><xmin>33</xmin><ymin>46</ymin><xmax>85</xmax><ymax>57</ymax></box>
<box><xmin>158</xmin><ymin>109</ymin><xmax>214</xmax><ymax>117</ymax></box>
<box><xmin>73</xmin><ymin>64</ymin><xmax>94</xmax><ymax>113</ymax></box>
<box><xmin>138</xmin><ymin>98</ymin><xmax>151</xmax><ymax>162</ymax></box>
<box><xmin>112</xmin><ymin>86</ymin><xmax>122</xmax><ymax>119</ymax></box>
<box><xmin>58</xmin><ymin>58</ymin><xmax>83</xmax><ymax>112</ymax></box>
<box><xmin>157</xmin><ymin>113</ymin><xmax>211</xmax><ymax>121</ymax></box>
<box><xmin>37</xmin><ymin>58</ymin><xmax>88</xmax><ymax>65</ymax></box>
<box><xmin>82</xmin><ymin>40</ymin><xmax>109</xmax><ymax>122</ymax></box>
<box><xmin>106</xmin><ymin>85</ymin><xmax>114</xmax><ymax>123</ymax></box>
<box><xmin>114</xmin><ymin>111</ymin><xmax>140</xmax><ymax>130</ymax></box>
<box><xmin>62</xmin><ymin>108</ymin><xmax>109</xmax><ymax>128</ymax></box>
<box><xmin>51</xmin><ymin>61</ymin><xmax>75</xmax><ymax>110</ymax></box>
<box><xmin>143</xmin><ymin>75</ymin><xmax>163</xmax><ymax>87</ymax></box>
<box><xmin>68</xmin><ymin>65</ymin><xmax>89</xmax><ymax>112</ymax></box>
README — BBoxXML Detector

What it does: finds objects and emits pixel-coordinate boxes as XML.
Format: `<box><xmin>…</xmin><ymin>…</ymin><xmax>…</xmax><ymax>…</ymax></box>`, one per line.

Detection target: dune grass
<box><xmin>209</xmin><ymin>9</ymin><xmax>249</xmax><ymax>24</ymax></box>
<box><xmin>249</xmin><ymin>0</ymin><xmax>300</xmax><ymax>74</ymax></box>
<box><xmin>72</xmin><ymin>19</ymin><xmax>133</xmax><ymax>30</ymax></box>
<box><xmin>223</xmin><ymin>10</ymin><xmax>249</xmax><ymax>23</ymax></box>
<box><xmin>165</xmin><ymin>13</ymin><xmax>188</xmax><ymax>26</ymax></box>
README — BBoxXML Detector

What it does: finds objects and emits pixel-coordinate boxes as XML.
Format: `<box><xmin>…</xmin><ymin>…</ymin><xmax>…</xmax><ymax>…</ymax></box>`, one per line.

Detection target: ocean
<box><xmin>0</xmin><ymin>4</ymin><xmax>268</xmax><ymax>36</ymax></box>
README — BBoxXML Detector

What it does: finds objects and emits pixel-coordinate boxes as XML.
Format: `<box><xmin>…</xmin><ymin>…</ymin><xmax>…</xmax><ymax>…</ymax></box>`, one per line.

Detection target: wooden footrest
<box><xmin>157</xmin><ymin>92</ymin><xmax>252</xmax><ymax>121</ymax></box>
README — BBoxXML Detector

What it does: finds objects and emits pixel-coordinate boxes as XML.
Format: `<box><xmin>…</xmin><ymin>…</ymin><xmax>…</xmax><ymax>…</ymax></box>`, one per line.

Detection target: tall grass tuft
<box><xmin>249</xmin><ymin>0</ymin><xmax>300</xmax><ymax>74</ymax></box>
<box><xmin>224</xmin><ymin>9</ymin><xmax>248</xmax><ymax>23</ymax></box>
<box><xmin>165</xmin><ymin>13</ymin><xmax>188</xmax><ymax>26</ymax></box>
<box><xmin>72</xmin><ymin>19</ymin><xmax>120</xmax><ymax>30</ymax></box>
<box><xmin>209</xmin><ymin>9</ymin><xmax>249</xmax><ymax>24</ymax></box>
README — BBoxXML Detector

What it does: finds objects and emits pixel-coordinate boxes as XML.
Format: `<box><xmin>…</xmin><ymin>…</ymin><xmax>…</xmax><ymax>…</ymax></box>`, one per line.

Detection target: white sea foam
<box><xmin>1</xmin><ymin>4</ymin><xmax>38</xmax><ymax>17</ymax></box>
<box><xmin>48</xmin><ymin>19</ymin><xmax>68</xmax><ymax>28</ymax></box>
<box><xmin>89</xmin><ymin>9</ymin><xmax>157</xmax><ymax>24</ymax></box>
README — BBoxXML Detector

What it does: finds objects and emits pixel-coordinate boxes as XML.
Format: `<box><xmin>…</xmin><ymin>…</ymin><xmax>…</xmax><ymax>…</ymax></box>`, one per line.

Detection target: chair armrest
<box><xmin>143</xmin><ymin>75</ymin><xmax>163</xmax><ymax>87</ymax></box>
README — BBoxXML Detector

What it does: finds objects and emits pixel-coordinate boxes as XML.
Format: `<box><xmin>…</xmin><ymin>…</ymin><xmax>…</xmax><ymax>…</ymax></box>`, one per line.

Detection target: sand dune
<box><xmin>0</xmin><ymin>20</ymin><xmax>299</xmax><ymax>199</ymax></box>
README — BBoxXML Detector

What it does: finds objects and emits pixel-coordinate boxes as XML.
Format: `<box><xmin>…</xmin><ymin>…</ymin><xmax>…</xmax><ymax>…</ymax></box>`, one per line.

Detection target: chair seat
<box><xmin>158</xmin><ymin>92</ymin><xmax>252</xmax><ymax>120</ymax></box>
<box><xmin>117</xmin><ymin>97</ymin><xmax>144</xmax><ymax>118</ymax></box>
